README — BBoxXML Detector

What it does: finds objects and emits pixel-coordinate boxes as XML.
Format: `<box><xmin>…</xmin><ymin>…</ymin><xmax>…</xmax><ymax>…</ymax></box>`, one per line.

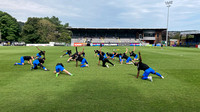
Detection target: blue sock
<box><xmin>43</xmin><ymin>67</ymin><xmax>46</xmax><ymax>70</ymax></box>
<box><xmin>155</xmin><ymin>72</ymin><xmax>162</xmax><ymax>77</ymax></box>
<box><xmin>17</xmin><ymin>63</ymin><xmax>23</xmax><ymax>65</ymax></box>
<box><xmin>142</xmin><ymin>77</ymin><xmax>148</xmax><ymax>80</ymax></box>
<box><xmin>81</xmin><ymin>65</ymin><xmax>86</xmax><ymax>68</ymax></box>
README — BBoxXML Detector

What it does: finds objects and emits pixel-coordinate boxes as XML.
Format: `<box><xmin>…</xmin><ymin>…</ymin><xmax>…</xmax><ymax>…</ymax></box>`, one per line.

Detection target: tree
<box><xmin>21</xmin><ymin>17</ymin><xmax>41</xmax><ymax>43</ymax></box>
<box><xmin>172</xmin><ymin>32</ymin><xmax>180</xmax><ymax>39</ymax></box>
<box><xmin>58</xmin><ymin>32</ymin><xmax>71</xmax><ymax>43</ymax></box>
<box><xmin>44</xmin><ymin>16</ymin><xmax>61</xmax><ymax>27</ymax></box>
<box><xmin>21</xmin><ymin>16</ymin><xmax>71</xmax><ymax>43</ymax></box>
<box><xmin>0</xmin><ymin>11</ymin><xmax>21</xmax><ymax>41</ymax></box>
<box><xmin>37</xmin><ymin>19</ymin><xmax>57</xmax><ymax>43</ymax></box>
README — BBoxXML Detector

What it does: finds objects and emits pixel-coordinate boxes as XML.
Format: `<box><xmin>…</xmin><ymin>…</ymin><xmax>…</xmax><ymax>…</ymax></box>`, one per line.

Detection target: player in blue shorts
<box><xmin>14</xmin><ymin>56</ymin><xmax>34</xmax><ymax>65</ymax></box>
<box><xmin>129</xmin><ymin>45</ymin><xmax>138</xmax><ymax>60</ymax></box>
<box><xmin>75</xmin><ymin>52</ymin><xmax>89</xmax><ymax>68</ymax></box>
<box><xmin>134</xmin><ymin>52</ymin><xmax>164</xmax><ymax>82</ymax></box>
<box><xmin>106</xmin><ymin>52</ymin><xmax>115</xmax><ymax>60</ymax></box>
<box><xmin>67</xmin><ymin>48</ymin><xmax>85</xmax><ymax>62</ymax></box>
<box><xmin>60</xmin><ymin>50</ymin><xmax>72</xmax><ymax>58</ymax></box>
<box><xmin>54</xmin><ymin>63</ymin><xmax>73</xmax><ymax>77</ymax></box>
<box><xmin>36</xmin><ymin>47</ymin><xmax>45</xmax><ymax>58</ymax></box>
<box><xmin>122</xmin><ymin>48</ymin><xmax>134</xmax><ymax>64</ymax></box>
<box><xmin>31</xmin><ymin>57</ymin><xmax>49</xmax><ymax>71</ymax></box>
<box><xmin>98</xmin><ymin>50</ymin><xmax>115</xmax><ymax>68</ymax></box>
<box><xmin>113</xmin><ymin>52</ymin><xmax>123</xmax><ymax>64</ymax></box>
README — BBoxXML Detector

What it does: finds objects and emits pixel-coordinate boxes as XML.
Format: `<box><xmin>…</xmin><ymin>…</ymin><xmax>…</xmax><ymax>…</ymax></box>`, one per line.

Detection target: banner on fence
<box><xmin>74</xmin><ymin>43</ymin><xmax>86</xmax><ymax>47</ymax></box>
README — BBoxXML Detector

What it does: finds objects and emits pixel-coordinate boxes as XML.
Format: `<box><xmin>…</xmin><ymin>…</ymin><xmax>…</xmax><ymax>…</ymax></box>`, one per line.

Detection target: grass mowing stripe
<box><xmin>0</xmin><ymin>46</ymin><xmax>200</xmax><ymax>112</ymax></box>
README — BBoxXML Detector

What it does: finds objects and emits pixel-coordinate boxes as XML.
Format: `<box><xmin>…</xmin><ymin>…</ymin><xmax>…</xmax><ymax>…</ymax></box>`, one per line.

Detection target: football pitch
<box><xmin>0</xmin><ymin>46</ymin><xmax>200</xmax><ymax>112</ymax></box>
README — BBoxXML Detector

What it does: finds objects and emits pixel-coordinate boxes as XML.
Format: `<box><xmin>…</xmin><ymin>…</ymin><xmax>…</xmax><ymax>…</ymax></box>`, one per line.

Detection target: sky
<box><xmin>0</xmin><ymin>0</ymin><xmax>200</xmax><ymax>31</ymax></box>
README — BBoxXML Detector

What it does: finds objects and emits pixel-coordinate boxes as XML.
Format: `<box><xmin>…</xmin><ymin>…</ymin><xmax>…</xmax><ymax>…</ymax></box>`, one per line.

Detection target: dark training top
<box><xmin>56</xmin><ymin>63</ymin><xmax>64</xmax><ymax>67</ymax></box>
<box><xmin>39</xmin><ymin>51</ymin><xmax>45</xmax><ymax>56</ymax></box>
<box><xmin>137</xmin><ymin>62</ymin><xmax>149</xmax><ymax>71</ymax></box>
<box><xmin>39</xmin><ymin>59</ymin><xmax>45</xmax><ymax>64</ymax></box>
<box><xmin>23</xmin><ymin>56</ymin><xmax>32</xmax><ymax>60</ymax></box>
<box><xmin>98</xmin><ymin>51</ymin><xmax>105</xmax><ymax>60</ymax></box>
<box><xmin>94</xmin><ymin>50</ymin><xmax>99</xmax><ymax>54</ymax></box>
<box><xmin>71</xmin><ymin>52</ymin><xmax>78</xmax><ymax>59</ymax></box>
<box><xmin>122</xmin><ymin>53</ymin><xmax>128</xmax><ymax>59</ymax></box>
<box><xmin>130</xmin><ymin>51</ymin><xmax>136</xmax><ymax>57</ymax></box>
<box><xmin>99</xmin><ymin>53</ymin><xmax>104</xmax><ymax>60</ymax></box>
<box><xmin>116</xmin><ymin>54</ymin><xmax>120</xmax><ymax>58</ymax></box>
<box><xmin>106</xmin><ymin>52</ymin><xmax>113</xmax><ymax>57</ymax></box>
<box><xmin>67</xmin><ymin>50</ymin><xmax>72</xmax><ymax>54</ymax></box>
<box><xmin>76</xmin><ymin>55</ymin><xmax>84</xmax><ymax>62</ymax></box>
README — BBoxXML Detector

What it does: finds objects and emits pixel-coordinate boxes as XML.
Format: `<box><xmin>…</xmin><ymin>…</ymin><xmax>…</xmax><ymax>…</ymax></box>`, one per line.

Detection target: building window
<box><xmin>144</xmin><ymin>33</ymin><xmax>155</xmax><ymax>37</ymax></box>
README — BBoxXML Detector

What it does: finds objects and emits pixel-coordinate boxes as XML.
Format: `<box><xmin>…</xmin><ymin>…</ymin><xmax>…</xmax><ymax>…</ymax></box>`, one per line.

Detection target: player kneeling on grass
<box><xmin>54</xmin><ymin>63</ymin><xmax>73</xmax><ymax>77</ymax></box>
<box><xmin>134</xmin><ymin>52</ymin><xmax>164</xmax><ymax>82</ymax></box>
<box><xmin>99</xmin><ymin>51</ymin><xmax>115</xmax><ymax>68</ymax></box>
<box><xmin>129</xmin><ymin>45</ymin><xmax>138</xmax><ymax>61</ymax></box>
<box><xmin>75</xmin><ymin>53</ymin><xmax>89</xmax><ymax>68</ymax></box>
<box><xmin>31</xmin><ymin>57</ymin><xmax>49</xmax><ymax>71</ymax></box>
<box><xmin>67</xmin><ymin>48</ymin><xmax>85</xmax><ymax>62</ymax></box>
<box><xmin>122</xmin><ymin>48</ymin><xmax>134</xmax><ymax>64</ymax></box>
<box><xmin>36</xmin><ymin>47</ymin><xmax>45</xmax><ymax>58</ymax></box>
<box><xmin>14</xmin><ymin>56</ymin><xmax>34</xmax><ymax>65</ymax></box>
<box><xmin>114</xmin><ymin>52</ymin><xmax>123</xmax><ymax>64</ymax></box>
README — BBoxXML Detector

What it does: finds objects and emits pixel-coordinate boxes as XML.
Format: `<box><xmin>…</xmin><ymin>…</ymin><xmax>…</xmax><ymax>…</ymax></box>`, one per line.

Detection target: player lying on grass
<box><xmin>122</xmin><ymin>48</ymin><xmax>135</xmax><ymax>64</ymax></box>
<box><xmin>129</xmin><ymin>45</ymin><xmax>138</xmax><ymax>61</ymax></box>
<box><xmin>75</xmin><ymin>51</ymin><xmax>89</xmax><ymax>68</ymax></box>
<box><xmin>60</xmin><ymin>50</ymin><xmax>72</xmax><ymax>58</ymax></box>
<box><xmin>97</xmin><ymin>48</ymin><xmax>115</xmax><ymax>68</ymax></box>
<box><xmin>36</xmin><ymin>47</ymin><xmax>45</xmax><ymax>58</ymax></box>
<box><xmin>134</xmin><ymin>52</ymin><xmax>164</xmax><ymax>82</ymax></box>
<box><xmin>31</xmin><ymin>57</ymin><xmax>49</xmax><ymax>71</ymax></box>
<box><xmin>67</xmin><ymin>48</ymin><xmax>84</xmax><ymax>62</ymax></box>
<box><xmin>54</xmin><ymin>63</ymin><xmax>73</xmax><ymax>77</ymax></box>
<box><xmin>106</xmin><ymin>52</ymin><xmax>115</xmax><ymax>60</ymax></box>
<box><xmin>14</xmin><ymin>56</ymin><xmax>34</xmax><ymax>65</ymax></box>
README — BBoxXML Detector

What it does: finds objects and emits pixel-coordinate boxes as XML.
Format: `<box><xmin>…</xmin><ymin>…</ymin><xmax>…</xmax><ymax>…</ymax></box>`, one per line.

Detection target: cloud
<box><xmin>0</xmin><ymin>0</ymin><xmax>200</xmax><ymax>30</ymax></box>
<box><xmin>0</xmin><ymin>0</ymin><xmax>81</xmax><ymax>22</ymax></box>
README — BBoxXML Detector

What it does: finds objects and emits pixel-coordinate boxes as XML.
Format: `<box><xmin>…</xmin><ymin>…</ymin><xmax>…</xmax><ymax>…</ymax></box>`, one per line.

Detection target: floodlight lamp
<box><xmin>165</xmin><ymin>1</ymin><xmax>173</xmax><ymax>5</ymax></box>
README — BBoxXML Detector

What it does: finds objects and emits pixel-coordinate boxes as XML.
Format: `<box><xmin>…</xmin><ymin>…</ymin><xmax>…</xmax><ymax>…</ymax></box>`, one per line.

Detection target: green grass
<box><xmin>0</xmin><ymin>46</ymin><xmax>200</xmax><ymax>112</ymax></box>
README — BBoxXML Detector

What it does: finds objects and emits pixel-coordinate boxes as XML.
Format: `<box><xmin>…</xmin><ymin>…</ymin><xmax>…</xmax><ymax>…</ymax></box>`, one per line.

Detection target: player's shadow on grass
<box><xmin>27</xmin><ymin>80</ymin><xmax>154</xmax><ymax>111</ymax></box>
<box><xmin>128</xmin><ymin>73</ymin><xmax>137</xmax><ymax>77</ymax></box>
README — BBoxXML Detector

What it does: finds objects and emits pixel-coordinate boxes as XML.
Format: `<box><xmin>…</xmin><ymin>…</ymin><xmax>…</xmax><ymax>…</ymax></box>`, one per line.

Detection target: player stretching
<box><xmin>14</xmin><ymin>56</ymin><xmax>34</xmax><ymax>65</ymax></box>
<box><xmin>134</xmin><ymin>52</ymin><xmax>164</xmax><ymax>82</ymax></box>
<box><xmin>31</xmin><ymin>57</ymin><xmax>49</xmax><ymax>71</ymax></box>
<box><xmin>67</xmin><ymin>48</ymin><xmax>84</xmax><ymax>62</ymax></box>
<box><xmin>114</xmin><ymin>52</ymin><xmax>123</xmax><ymax>64</ymax></box>
<box><xmin>36</xmin><ymin>47</ymin><xmax>45</xmax><ymax>58</ymax></box>
<box><xmin>122</xmin><ymin>48</ymin><xmax>134</xmax><ymax>64</ymax></box>
<box><xmin>54</xmin><ymin>63</ymin><xmax>73</xmax><ymax>77</ymax></box>
<box><xmin>98</xmin><ymin>51</ymin><xmax>115</xmax><ymax>68</ymax></box>
<box><xmin>75</xmin><ymin>52</ymin><xmax>89</xmax><ymax>68</ymax></box>
<box><xmin>60</xmin><ymin>50</ymin><xmax>72</xmax><ymax>58</ymax></box>
<box><xmin>106</xmin><ymin>52</ymin><xmax>115</xmax><ymax>60</ymax></box>
<box><xmin>129</xmin><ymin>45</ymin><xmax>138</xmax><ymax>60</ymax></box>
